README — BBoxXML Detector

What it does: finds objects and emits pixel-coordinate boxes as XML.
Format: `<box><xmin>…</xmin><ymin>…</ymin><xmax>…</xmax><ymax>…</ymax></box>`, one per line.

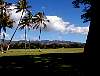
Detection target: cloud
<box><xmin>65</xmin><ymin>24</ymin><xmax>89</xmax><ymax>34</ymax></box>
<box><xmin>46</xmin><ymin>16</ymin><xmax>89</xmax><ymax>35</ymax></box>
<box><xmin>7</xmin><ymin>5</ymin><xmax>89</xmax><ymax>35</ymax></box>
<box><xmin>20</xmin><ymin>33</ymin><xmax>39</xmax><ymax>41</ymax></box>
<box><xmin>46</xmin><ymin>16</ymin><xmax>69</xmax><ymax>32</ymax></box>
<box><xmin>20</xmin><ymin>33</ymin><xmax>28</xmax><ymax>40</ymax></box>
<box><xmin>7</xmin><ymin>4</ymin><xmax>27</xmax><ymax>26</ymax></box>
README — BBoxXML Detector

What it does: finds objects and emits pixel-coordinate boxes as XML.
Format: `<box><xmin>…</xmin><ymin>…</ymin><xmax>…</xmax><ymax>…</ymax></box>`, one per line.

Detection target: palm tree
<box><xmin>32</xmin><ymin>11</ymin><xmax>49</xmax><ymax>51</ymax></box>
<box><xmin>7</xmin><ymin>0</ymin><xmax>31</xmax><ymax>50</ymax></box>
<box><xmin>6</xmin><ymin>0</ymin><xmax>50</xmax><ymax>51</ymax></box>
<box><xmin>18</xmin><ymin>11</ymin><xmax>33</xmax><ymax>51</ymax></box>
<box><xmin>0</xmin><ymin>0</ymin><xmax>14</xmax><ymax>52</ymax></box>
<box><xmin>33</xmin><ymin>12</ymin><xmax>49</xmax><ymax>39</ymax></box>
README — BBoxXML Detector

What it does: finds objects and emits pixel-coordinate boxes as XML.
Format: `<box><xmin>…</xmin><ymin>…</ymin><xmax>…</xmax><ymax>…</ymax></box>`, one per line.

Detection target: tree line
<box><xmin>0</xmin><ymin>41</ymin><xmax>85</xmax><ymax>49</ymax></box>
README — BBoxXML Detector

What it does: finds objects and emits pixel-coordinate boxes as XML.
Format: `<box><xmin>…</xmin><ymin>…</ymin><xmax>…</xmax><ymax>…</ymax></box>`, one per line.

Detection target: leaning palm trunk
<box><xmin>7</xmin><ymin>10</ymin><xmax>24</xmax><ymax>50</ymax></box>
<box><xmin>6</xmin><ymin>25</ymin><xmax>19</xmax><ymax>50</ymax></box>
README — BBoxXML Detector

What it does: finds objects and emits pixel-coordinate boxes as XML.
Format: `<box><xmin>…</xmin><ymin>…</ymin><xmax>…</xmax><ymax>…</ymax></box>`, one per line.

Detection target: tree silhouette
<box><xmin>72</xmin><ymin>0</ymin><xmax>98</xmax><ymax>75</ymax></box>
<box><xmin>33</xmin><ymin>12</ymin><xmax>49</xmax><ymax>40</ymax></box>
<box><xmin>0</xmin><ymin>0</ymin><xmax>14</xmax><ymax>52</ymax></box>
<box><xmin>32</xmin><ymin>11</ymin><xmax>49</xmax><ymax>51</ymax></box>
<box><xmin>72</xmin><ymin>0</ymin><xmax>97</xmax><ymax>58</ymax></box>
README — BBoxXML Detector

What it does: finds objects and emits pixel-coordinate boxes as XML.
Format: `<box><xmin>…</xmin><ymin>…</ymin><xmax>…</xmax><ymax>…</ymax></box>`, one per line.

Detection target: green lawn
<box><xmin>0</xmin><ymin>48</ymin><xmax>84</xmax><ymax>74</ymax></box>
<box><xmin>0</xmin><ymin>48</ymin><xmax>84</xmax><ymax>56</ymax></box>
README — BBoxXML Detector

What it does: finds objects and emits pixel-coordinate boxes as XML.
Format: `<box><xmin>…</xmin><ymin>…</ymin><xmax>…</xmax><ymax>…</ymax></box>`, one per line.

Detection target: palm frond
<box><xmin>33</xmin><ymin>24</ymin><xmax>37</xmax><ymax>29</ymax></box>
<box><xmin>18</xmin><ymin>11</ymin><xmax>34</xmax><ymax>30</ymax></box>
<box><xmin>0</xmin><ymin>26</ymin><xmax>2</xmax><ymax>33</ymax></box>
<box><xmin>32</xmin><ymin>11</ymin><xmax>50</xmax><ymax>41</ymax></box>
<box><xmin>3</xmin><ymin>27</ymin><xmax>6</xmax><ymax>32</ymax></box>
<box><xmin>19</xmin><ymin>25</ymin><xmax>25</xmax><ymax>30</ymax></box>
<box><xmin>32</xmin><ymin>11</ymin><xmax>49</xmax><ymax>30</ymax></box>
<box><xmin>43</xmin><ymin>22</ymin><xmax>47</xmax><ymax>29</ymax></box>
<box><xmin>2</xmin><ymin>13</ymin><xmax>14</xmax><ymax>28</ymax></box>
<box><xmin>16</xmin><ymin>0</ymin><xmax>31</xmax><ymax>12</ymax></box>
<box><xmin>0</xmin><ymin>0</ymin><xmax>4</xmax><ymax>4</ymax></box>
<box><xmin>0</xmin><ymin>1</ymin><xmax>14</xmax><ymax>34</ymax></box>
<box><xmin>36</xmin><ymin>24</ymin><xmax>39</xmax><ymax>29</ymax></box>
<box><xmin>3</xmin><ymin>32</ymin><xmax>5</xmax><ymax>38</ymax></box>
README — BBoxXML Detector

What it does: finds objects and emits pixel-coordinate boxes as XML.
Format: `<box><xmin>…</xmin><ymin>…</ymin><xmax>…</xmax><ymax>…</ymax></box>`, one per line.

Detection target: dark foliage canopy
<box><xmin>72</xmin><ymin>0</ymin><xmax>96</xmax><ymax>23</ymax></box>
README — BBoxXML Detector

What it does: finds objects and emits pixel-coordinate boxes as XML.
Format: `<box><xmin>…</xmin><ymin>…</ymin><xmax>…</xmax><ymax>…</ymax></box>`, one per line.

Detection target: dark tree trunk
<box><xmin>83</xmin><ymin>1</ymin><xmax>98</xmax><ymax>75</ymax></box>
<box><xmin>84</xmin><ymin>0</ymin><xmax>98</xmax><ymax>60</ymax></box>
<box><xmin>83</xmin><ymin>20</ymin><xmax>98</xmax><ymax>76</ymax></box>
<box><xmin>84</xmin><ymin>19</ymin><xmax>98</xmax><ymax>59</ymax></box>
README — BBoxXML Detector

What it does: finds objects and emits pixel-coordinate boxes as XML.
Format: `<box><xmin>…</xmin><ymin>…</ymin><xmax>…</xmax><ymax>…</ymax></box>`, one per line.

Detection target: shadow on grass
<box><xmin>0</xmin><ymin>53</ymin><xmax>85</xmax><ymax>75</ymax></box>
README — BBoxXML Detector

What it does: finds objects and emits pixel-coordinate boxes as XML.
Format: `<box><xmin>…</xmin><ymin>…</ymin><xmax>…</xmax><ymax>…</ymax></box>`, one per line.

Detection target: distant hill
<box><xmin>0</xmin><ymin>39</ymin><xmax>85</xmax><ymax>49</ymax></box>
<box><xmin>0</xmin><ymin>39</ymin><xmax>85</xmax><ymax>44</ymax></box>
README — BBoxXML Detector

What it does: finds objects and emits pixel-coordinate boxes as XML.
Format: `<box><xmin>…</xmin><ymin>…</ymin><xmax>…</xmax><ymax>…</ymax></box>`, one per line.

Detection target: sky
<box><xmin>2</xmin><ymin>0</ymin><xmax>89</xmax><ymax>43</ymax></box>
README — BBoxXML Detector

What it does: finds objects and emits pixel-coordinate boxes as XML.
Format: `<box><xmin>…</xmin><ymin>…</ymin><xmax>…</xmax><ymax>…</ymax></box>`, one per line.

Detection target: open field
<box><xmin>0</xmin><ymin>48</ymin><xmax>85</xmax><ymax>75</ymax></box>
<box><xmin>0</xmin><ymin>48</ymin><xmax>84</xmax><ymax>56</ymax></box>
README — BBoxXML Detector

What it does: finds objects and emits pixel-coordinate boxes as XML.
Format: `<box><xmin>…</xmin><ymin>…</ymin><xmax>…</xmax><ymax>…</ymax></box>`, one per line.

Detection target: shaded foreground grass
<box><xmin>0</xmin><ymin>48</ymin><xmax>85</xmax><ymax>75</ymax></box>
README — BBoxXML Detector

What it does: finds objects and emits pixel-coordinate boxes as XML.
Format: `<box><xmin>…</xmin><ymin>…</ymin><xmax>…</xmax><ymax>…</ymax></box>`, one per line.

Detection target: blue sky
<box><xmin>5</xmin><ymin>0</ymin><xmax>89</xmax><ymax>43</ymax></box>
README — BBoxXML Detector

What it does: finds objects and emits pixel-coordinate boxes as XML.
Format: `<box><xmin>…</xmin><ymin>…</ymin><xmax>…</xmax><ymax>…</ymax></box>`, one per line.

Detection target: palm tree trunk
<box><xmin>7</xmin><ymin>10</ymin><xmax>24</xmax><ymax>50</ymax></box>
<box><xmin>0</xmin><ymin>34</ymin><xmax>3</xmax><ymax>52</ymax></box>
<box><xmin>2</xmin><ymin>32</ymin><xmax>5</xmax><ymax>51</ymax></box>
<box><xmin>39</xmin><ymin>27</ymin><xmax>41</xmax><ymax>52</ymax></box>
<box><xmin>6</xmin><ymin>25</ymin><xmax>19</xmax><ymax>50</ymax></box>
<box><xmin>25</xmin><ymin>26</ymin><xmax>27</xmax><ymax>51</ymax></box>
<box><xmin>29</xmin><ymin>39</ymin><xmax>31</xmax><ymax>51</ymax></box>
<box><xmin>0</xmin><ymin>5</ymin><xmax>4</xmax><ymax>52</ymax></box>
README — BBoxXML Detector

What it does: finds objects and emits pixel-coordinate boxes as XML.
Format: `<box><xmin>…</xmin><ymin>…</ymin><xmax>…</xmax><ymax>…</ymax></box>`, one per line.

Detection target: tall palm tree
<box><xmin>7</xmin><ymin>0</ymin><xmax>31</xmax><ymax>50</ymax></box>
<box><xmin>32</xmin><ymin>11</ymin><xmax>49</xmax><ymax>51</ymax></box>
<box><xmin>18</xmin><ymin>11</ymin><xmax>33</xmax><ymax>51</ymax></box>
<box><xmin>6</xmin><ymin>0</ymin><xmax>50</xmax><ymax>51</ymax></box>
<box><xmin>0</xmin><ymin>0</ymin><xmax>14</xmax><ymax>52</ymax></box>
<box><xmin>33</xmin><ymin>12</ymin><xmax>49</xmax><ymax>39</ymax></box>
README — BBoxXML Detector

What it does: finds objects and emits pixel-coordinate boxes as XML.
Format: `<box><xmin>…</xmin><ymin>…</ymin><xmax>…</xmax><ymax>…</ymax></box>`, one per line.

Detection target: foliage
<box><xmin>72</xmin><ymin>0</ymin><xmax>96</xmax><ymax>23</ymax></box>
<box><xmin>16</xmin><ymin>0</ymin><xmax>31</xmax><ymax>12</ymax></box>
<box><xmin>7</xmin><ymin>41</ymin><xmax>85</xmax><ymax>49</ymax></box>
<box><xmin>0</xmin><ymin>0</ymin><xmax>14</xmax><ymax>51</ymax></box>
<box><xmin>0</xmin><ymin>0</ymin><xmax>14</xmax><ymax>33</ymax></box>
<box><xmin>32</xmin><ymin>12</ymin><xmax>49</xmax><ymax>40</ymax></box>
<box><xmin>0</xmin><ymin>0</ymin><xmax>50</xmax><ymax>51</ymax></box>
<box><xmin>19</xmin><ymin>11</ymin><xmax>33</xmax><ymax>30</ymax></box>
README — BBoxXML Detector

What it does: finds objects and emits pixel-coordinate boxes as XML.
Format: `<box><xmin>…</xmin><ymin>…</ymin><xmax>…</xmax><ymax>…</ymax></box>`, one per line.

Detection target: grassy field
<box><xmin>0</xmin><ymin>48</ymin><xmax>84</xmax><ymax>56</ymax></box>
<box><xmin>0</xmin><ymin>48</ymin><xmax>84</xmax><ymax>75</ymax></box>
